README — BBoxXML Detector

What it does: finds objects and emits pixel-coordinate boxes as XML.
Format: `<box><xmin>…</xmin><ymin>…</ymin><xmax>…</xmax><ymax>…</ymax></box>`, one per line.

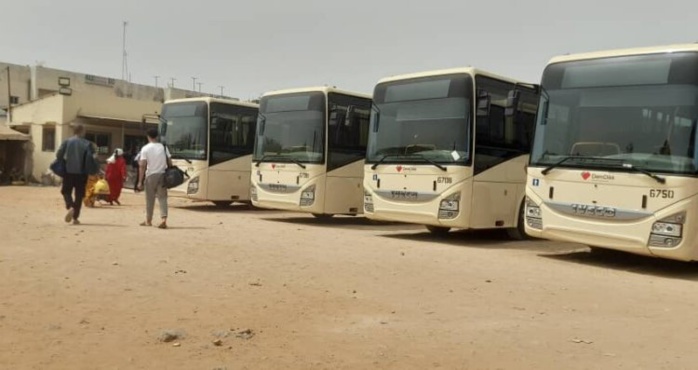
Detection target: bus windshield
<box><xmin>161</xmin><ymin>101</ymin><xmax>208</xmax><ymax>161</ymax></box>
<box><xmin>531</xmin><ymin>52</ymin><xmax>698</xmax><ymax>175</ymax></box>
<box><xmin>254</xmin><ymin>92</ymin><xmax>325</xmax><ymax>164</ymax></box>
<box><xmin>367</xmin><ymin>74</ymin><xmax>472</xmax><ymax>164</ymax></box>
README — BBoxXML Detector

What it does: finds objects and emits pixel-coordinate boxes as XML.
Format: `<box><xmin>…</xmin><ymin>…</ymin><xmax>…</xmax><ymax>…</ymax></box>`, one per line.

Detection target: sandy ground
<box><xmin>2</xmin><ymin>186</ymin><xmax>698</xmax><ymax>369</ymax></box>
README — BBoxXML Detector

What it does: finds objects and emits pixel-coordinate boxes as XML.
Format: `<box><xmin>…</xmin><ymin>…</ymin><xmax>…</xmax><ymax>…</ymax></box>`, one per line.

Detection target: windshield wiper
<box><xmin>622</xmin><ymin>163</ymin><xmax>666</xmax><ymax>184</ymax></box>
<box><xmin>287</xmin><ymin>158</ymin><xmax>306</xmax><ymax>169</ymax></box>
<box><xmin>541</xmin><ymin>156</ymin><xmax>576</xmax><ymax>175</ymax></box>
<box><xmin>370</xmin><ymin>154</ymin><xmax>399</xmax><ymax>170</ymax></box>
<box><xmin>163</xmin><ymin>143</ymin><xmax>193</xmax><ymax>164</ymax></box>
<box><xmin>412</xmin><ymin>154</ymin><xmax>448</xmax><ymax>172</ymax></box>
<box><xmin>255</xmin><ymin>154</ymin><xmax>276</xmax><ymax>167</ymax></box>
<box><xmin>172</xmin><ymin>156</ymin><xmax>193</xmax><ymax>164</ymax></box>
<box><xmin>255</xmin><ymin>154</ymin><xmax>306</xmax><ymax>169</ymax></box>
<box><xmin>370</xmin><ymin>153</ymin><xmax>448</xmax><ymax>171</ymax></box>
<box><xmin>541</xmin><ymin>155</ymin><xmax>666</xmax><ymax>184</ymax></box>
<box><xmin>541</xmin><ymin>155</ymin><xmax>626</xmax><ymax>175</ymax></box>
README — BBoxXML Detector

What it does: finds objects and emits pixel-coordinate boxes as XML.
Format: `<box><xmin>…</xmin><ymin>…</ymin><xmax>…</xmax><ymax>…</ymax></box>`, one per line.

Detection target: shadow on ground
<box><xmin>542</xmin><ymin>248</ymin><xmax>698</xmax><ymax>281</ymax></box>
<box><xmin>385</xmin><ymin>230</ymin><xmax>698</xmax><ymax>279</ymax></box>
<box><xmin>381</xmin><ymin>229</ymin><xmax>566</xmax><ymax>252</ymax></box>
<box><xmin>173</xmin><ymin>203</ymin><xmax>279</xmax><ymax>214</ymax></box>
<box><xmin>262</xmin><ymin>215</ymin><xmax>421</xmax><ymax>231</ymax></box>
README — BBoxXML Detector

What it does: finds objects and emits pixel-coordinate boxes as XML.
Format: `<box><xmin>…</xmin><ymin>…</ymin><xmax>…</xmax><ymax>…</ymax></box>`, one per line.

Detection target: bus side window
<box><xmin>209</xmin><ymin>102</ymin><xmax>257</xmax><ymax>166</ymax></box>
<box><xmin>327</xmin><ymin>93</ymin><xmax>371</xmax><ymax>171</ymax></box>
<box><xmin>474</xmin><ymin>76</ymin><xmax>522</xmax><ymax>174</ymax></box>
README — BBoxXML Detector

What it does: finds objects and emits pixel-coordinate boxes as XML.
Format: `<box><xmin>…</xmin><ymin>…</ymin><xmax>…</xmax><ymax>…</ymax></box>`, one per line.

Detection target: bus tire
<box><xmin>506</xmin><ymin>201</ymin><xmax>529</xmax><ymax>240</ymax></box>
<box><xmin>312</xmin><ymin>213</ymin><xmax>334</xmax><ymax>219</ymax></box>
<box><xmin>212</xmin><ymin>201</ymin><xmax>232</xmax><ymax>208</ymax></box>
<box><xmin>426</xmin><ymin>225</ymin><xmax>451</xmax><ymax>236</ymax></box>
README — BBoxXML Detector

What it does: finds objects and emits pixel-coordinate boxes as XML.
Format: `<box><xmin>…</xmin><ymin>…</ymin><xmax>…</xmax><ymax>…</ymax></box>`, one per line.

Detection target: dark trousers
<box><xmin>132</xmin><ymin>162</ymin><xmax>140</xmax><ymax>189</ymax></box>
<box><xmin>61</xmin><ymin>173</ymin><xmax>88</xmax><ymax>220</ymax></box>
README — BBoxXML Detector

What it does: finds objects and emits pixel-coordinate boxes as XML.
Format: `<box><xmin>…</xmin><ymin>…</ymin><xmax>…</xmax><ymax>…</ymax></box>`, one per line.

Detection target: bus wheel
<box><xmin>426</xmin><ymin>225</ymin><xmax>451</xmax><ymax>236</ymax></box>
<box><xmin>312</xmin><ymin>213</ymin><xmax>334</xmax><ymax>219</ymax></box>
<box><xmin>212</xmin><ymin>201</ymin><xmax>232</xmax><ymax>208</ymax></box>
<box><xmin>506</xmin><ymin>202</ymin><xmax>529</xmax><ymax>240</ymax></box>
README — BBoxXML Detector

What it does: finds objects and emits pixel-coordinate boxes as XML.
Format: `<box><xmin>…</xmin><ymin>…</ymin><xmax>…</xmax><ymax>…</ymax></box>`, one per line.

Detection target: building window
<box><xmin>85</xmin><ymin>132</ymin><xmax>112</xmax><ymax>154</ymax></box>
<box><xmin>42</xmin><ymin>126</ymin><xmax>56</xmax><ymax>152</ymax></box>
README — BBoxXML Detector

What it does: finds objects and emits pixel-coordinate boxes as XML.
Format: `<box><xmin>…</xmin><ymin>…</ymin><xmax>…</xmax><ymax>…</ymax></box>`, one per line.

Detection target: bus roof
<box><xmin>376</xmin><ymin>67</ymin><xmax>528</xmax><ymax>85</ymax></box>
<box><xmin>164</xmin><ymin>96</ymin><xmax>259</xmax><ymax>109</ymax></box>
<box><xmin>261</xmin><ymin>86</ymin><xmax>371</xmax><ymax>100</ymax></box>
<box><xmin>549</xmin><ymin>43</ymin><xmax>698</xmax><ymax>64</ymax></box>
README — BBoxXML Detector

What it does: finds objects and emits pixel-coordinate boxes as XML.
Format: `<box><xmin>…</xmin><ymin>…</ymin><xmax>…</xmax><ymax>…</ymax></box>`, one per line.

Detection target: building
<box><xmin>0</xmin><ymin>62</ymin><xmax>237</xmax><ymax>183</ymax></box>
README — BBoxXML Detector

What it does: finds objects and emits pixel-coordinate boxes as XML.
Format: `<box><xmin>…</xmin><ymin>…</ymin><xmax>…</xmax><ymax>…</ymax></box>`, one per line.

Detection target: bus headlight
<box><xmin>525</xmin><ymin>197</ymin><xmax>542</xmax><ymax>230</ymax></box>
<box><xmin>187</xmin><ymin>176</ymin><xmax>200</xmax><ymax>194</ymax></box>
<box><xmin>250</xmin><ymin>185</ymin><xmax>258</xmax><ymax>201</ymax></box>
<box><xmin>438</xmin><ymin>192</ymin><xmax>460</xmax><ymax>219</ymax></box>
<box><xmin>649</xmin><ymin>212</ymin><xmax>685</xmax><ymax>248</ymax></box>
<box><xmin>364</xmin><ymin>190</ymin><xmax>374</xmax><ymax>213</ymax></box>
<box><xmin>651</xmin><ymin>222</ymin><xmax>682</xmax><ymax>237</ymax></box>
<box><xmin>300</xmin><ymin>185</ymin><xmax>315</xmax><ymax>206</ymax></box>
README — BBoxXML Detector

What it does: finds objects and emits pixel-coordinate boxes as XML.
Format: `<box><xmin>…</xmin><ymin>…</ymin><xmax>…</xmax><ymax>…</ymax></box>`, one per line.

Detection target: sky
<box><xmin>2</xmin><ymin>0</ymin><xmax>697</xmax><ymax>100</ymax></box>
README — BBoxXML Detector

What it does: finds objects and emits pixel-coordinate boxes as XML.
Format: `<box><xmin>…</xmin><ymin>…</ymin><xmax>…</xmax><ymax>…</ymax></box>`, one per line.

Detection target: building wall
<box><xmin>1</xmin><ymin>60</ymin><xmax>243</xmax><ymax>182</ymax></box>
<box><xmin>0</xmin><ymin>63</ymin><xmax>32</xmax><ymax>116</ymax></box>
<box><xmin>34</xmin><ymin>66</ymin><xmax>165</xmax><ymax>102</ymax></box>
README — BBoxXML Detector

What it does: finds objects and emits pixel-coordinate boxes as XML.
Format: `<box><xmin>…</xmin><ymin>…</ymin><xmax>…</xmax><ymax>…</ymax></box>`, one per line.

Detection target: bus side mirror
<box><xmin>344</xmin><ymin>105</ymin><xmax>355</xmax><ymax>126</ymax></box>
<box><xmin>476</xmin><ymin>90</ymin><xmax>491</xmax><ymax>117</ymax></box>
<box><xmin>505</xmin><ymin>90</ymin><xmax>521</xmax><ymax>118</ymax></box>
<box><xmin>258</xmin><ymin>115</ymin><xmax>266</xmax><ymax>135</ymax></box>
<box><xmin>159</xmin><ymin>120</ymin><xmax>167</xmax><ymax>137</ymax></box>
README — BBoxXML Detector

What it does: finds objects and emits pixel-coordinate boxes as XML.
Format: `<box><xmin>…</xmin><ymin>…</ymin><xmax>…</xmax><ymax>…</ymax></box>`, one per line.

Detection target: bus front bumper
<box><xmin>525</xmin><ymin>194</ymin><xmax>698</xmax><ymax>262</ymax></box>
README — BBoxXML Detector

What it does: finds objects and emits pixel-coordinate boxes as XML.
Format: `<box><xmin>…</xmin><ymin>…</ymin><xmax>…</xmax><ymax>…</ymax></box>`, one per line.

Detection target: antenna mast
<box><xmin>121</xmin><ymin>21</ymin><xmax>129</xmax><ymax>80</ymax></box>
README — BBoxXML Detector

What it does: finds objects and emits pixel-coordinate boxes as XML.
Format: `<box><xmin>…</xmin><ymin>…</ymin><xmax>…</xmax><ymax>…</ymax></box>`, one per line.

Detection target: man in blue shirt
<box><xmin>55</xmin><ymin>124</ymin><xmax>92</xmax><ymax>225</ymax></box>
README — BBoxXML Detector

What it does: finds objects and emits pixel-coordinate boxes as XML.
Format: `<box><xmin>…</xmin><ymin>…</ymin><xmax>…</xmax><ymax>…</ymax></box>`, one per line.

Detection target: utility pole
<box><xmin>169</xmin><ymin>77</ymin><xmax>176</xmax><ymax>88</ymax></box>
<box><xmin>218</xmin><ymin>85</ymin><xmax>224</xmax><ymax>97</ymax></box>
<box><xmin>191</xmin><ymin>77</ymin><xmax>197</xmax><ymax>91</ymax></box>
<box><xmin>197</xmin><ymin>82</ymin><xmax>203</xmax><ymax>93</ymax></box>
<box><xmin>6</xmin><ymin>66</ymin><xmax>12</xmax><ymax>123</ymax></box>
<box><xmin>153</xmin><ymin>75</ymin><xmax>160</xmax><ymax>87</ymax></box>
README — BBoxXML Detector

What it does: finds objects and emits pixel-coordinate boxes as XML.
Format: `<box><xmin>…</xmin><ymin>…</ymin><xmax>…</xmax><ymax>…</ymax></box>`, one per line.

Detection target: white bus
<box><xmin>156</xmin><ymin>97</ymin><xmax>258</xmax><ymax>207</ymax></box>
<box><xmin>251</xmin><ymin>87</ymin><xmax>371</xmax><ymax>217</ymax></box>
<box><xmin>524</xmin><ymin>44</ymin><xmax>698</xmax><ymax>261</ymax></box>
<box><xmin>364</xmin><ymin>68</ymin><xmax>538</xmax><ymax>237</ymax></box>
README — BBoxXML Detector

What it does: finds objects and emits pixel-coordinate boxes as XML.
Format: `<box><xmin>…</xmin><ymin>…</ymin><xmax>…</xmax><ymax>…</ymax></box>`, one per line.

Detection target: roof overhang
<box><xmin>0</xmin><ymin>125</ymin><xmax>30</xmax><ymax>141</ymax></box>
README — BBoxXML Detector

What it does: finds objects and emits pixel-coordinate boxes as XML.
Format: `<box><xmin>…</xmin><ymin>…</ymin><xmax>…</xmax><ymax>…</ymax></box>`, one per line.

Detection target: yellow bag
<box><xmin>94</xmin><ymin>179</ymin><xmax>111</xmax><ymax>195</ymax></box>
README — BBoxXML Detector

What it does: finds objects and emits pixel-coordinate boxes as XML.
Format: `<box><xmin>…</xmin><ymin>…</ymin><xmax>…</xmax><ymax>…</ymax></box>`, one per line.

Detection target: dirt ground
<box><xmin>2</xmin><ymin>186</ymin><xmax>698</xmax><ymax>369</ymax></box>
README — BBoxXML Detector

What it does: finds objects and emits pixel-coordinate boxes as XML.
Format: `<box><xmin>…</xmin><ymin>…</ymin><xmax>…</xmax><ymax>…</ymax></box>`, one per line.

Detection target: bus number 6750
<box><xmin>649</xmin><ymin>189</ymin><xmax>674</xmax><ymax>199</ymax></box>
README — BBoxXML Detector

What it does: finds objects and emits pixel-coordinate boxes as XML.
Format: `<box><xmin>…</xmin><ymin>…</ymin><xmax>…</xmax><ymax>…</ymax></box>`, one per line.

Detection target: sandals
<box><xmin>139</xmin><ymin>221</ymin><xmax>167</xmax><ymax>229</ymax></box>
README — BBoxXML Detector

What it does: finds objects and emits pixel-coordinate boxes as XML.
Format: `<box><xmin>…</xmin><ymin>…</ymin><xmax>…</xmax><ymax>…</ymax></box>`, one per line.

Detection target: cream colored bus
<box><xmin>364</xmin><ymin>68</ymin><xmax>538</xmax><ymax>237</ymax></box>
<box><xmin>251</xmin><ymin>87</ymin><xmax>371</xmax><ymax>217</ymax></box>
<box><xmin>156</xmin><ymin>97</ymin><xmax>258</xmax><ymax>207</ymax></box>
<box><xmin>524</xmin><ymin>44</ymin><xmax>698</xmax><ymax>261</ymax></box>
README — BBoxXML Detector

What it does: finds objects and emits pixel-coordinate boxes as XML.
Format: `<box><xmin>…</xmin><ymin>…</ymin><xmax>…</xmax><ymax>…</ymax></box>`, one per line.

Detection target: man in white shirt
<box><xmin>136</xmin><ymin>128</ymin><xmax>172</xmax><ymax>229</ymax></box>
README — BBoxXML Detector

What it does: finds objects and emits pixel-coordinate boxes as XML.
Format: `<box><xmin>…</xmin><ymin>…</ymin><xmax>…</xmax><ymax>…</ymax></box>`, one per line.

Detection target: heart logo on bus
<box><xmin>396</xmin><ymin>165</ymin><xmax>403</xmax><ymax>172</ymax></box>
<box><xmin>271</xmin><ymin>164</ymin><xmax>276</xmax><ymax>169</ymax></box>
<box><xmin>581</xmin><ymin>171</ymin><xmax>591</xmax><ymax>180</ymax></box>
